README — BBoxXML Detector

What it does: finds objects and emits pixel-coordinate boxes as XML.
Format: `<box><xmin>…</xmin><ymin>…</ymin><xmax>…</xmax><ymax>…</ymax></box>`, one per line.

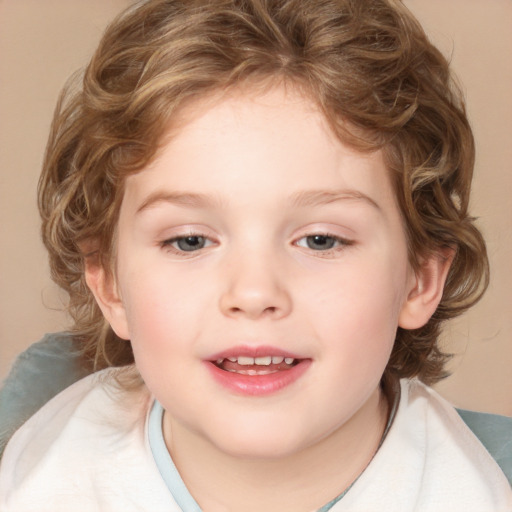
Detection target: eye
<box><xmin>295</xmin><ymin>234</ymin><xmax>352</xmax><ymax>252</ymax></box>
<box><xmin>162</xmin><ymin>235</ymin><xmax>213</xmax><ymax>253</ymax></box>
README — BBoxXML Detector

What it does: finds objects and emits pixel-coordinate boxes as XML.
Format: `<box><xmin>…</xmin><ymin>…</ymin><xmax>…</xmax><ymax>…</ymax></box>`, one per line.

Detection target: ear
<box><xmin>84</xmin><ymin>259</ymin><xmax>131</xmax><ymax>340</ymax></box>
<box><xmin>398</xmin><ymin>249</ymin><xmax>454</xmax><ymax>330</ymax></box>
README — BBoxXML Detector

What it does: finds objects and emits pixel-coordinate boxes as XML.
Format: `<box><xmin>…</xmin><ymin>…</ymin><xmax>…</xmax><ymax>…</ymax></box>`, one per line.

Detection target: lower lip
<box><xmin>205</xmin><ymin>360</ymin><xmax>312</xmax><ymax>396</ymax></box>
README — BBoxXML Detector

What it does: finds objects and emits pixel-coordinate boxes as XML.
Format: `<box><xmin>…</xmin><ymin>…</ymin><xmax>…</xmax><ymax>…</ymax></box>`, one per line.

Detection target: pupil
<box><xmin>307</xmin><ymin>235</ymin><xmax>334</xmax><ymax>250</ymax></box>
<box><xmin>178</xmin><ymin>236</ymin><xmax>205</xmax><ymax>251</ymax></box>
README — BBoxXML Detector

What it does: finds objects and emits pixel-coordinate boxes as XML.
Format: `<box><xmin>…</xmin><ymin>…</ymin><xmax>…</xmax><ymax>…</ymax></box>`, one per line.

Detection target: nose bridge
<box><xmin>219</xmin><ymin>240</ymin><xmax>292</xmax><ymax>320</ymax></box>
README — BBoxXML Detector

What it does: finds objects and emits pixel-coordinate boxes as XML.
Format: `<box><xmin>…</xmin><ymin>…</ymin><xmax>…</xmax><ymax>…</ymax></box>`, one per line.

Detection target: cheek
<box><xmin>117</xmin><ymin>261</ymin><xmax>220</xmax><ymax>380</ymax></box>
<box><xmin>119</xmin><ymin>269</ymin><xmax>187</xmax><ymax>356</ymax></box>
<box><xmin>120</xmin><ymin>281</ymin><xmax>195</xmax><ymax>399</ymax></box>
<box><xmin>306</xmin><ymin>261</ymin><xmax>406</xmax><ymax>355</ymax></box>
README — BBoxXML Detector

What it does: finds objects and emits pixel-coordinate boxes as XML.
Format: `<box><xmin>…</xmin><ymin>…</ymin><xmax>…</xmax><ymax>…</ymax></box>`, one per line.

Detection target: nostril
<box><xmin>226</xmin><ymin>304</ymin><xmax>279</xmax><ymax>318</ymax></box>
<box><xmin>219</xmin><ymin>284</ymin><xmax>292</xmax><ymax>319</ymax></box>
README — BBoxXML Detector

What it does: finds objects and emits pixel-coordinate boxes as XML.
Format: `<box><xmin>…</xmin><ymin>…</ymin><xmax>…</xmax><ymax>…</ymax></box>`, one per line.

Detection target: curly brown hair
<box><xmin>39</xmin><ymin>0</ymin><xmax>488</xmax><ymax>385</ymax></box>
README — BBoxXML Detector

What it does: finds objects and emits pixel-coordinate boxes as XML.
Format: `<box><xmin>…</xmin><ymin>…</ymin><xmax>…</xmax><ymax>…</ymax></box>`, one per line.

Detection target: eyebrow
<box><xmin>136</xmin><ymin>188</ymin><xmax>380</xmax><ymax>214</ymax></box>
<box><xmin>290</xmin><ymin>189</ymin><xmax>381</xmax><ymax>210</ymax></box>
<box><xmin>136</xmin><ymin>191</ymin><xmax>222</xmax><ymax>213</ymax></box>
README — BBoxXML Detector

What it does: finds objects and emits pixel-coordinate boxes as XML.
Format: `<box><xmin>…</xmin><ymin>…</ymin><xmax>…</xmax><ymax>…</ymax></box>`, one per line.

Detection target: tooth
<box><xmin>255</xmin><ymin>356</ymin><xmax>272</xmax><ymax>366</ymax></box>
<box><xmin>216</xmin><ymin>358</ymin><xmax>224</xmax><ymax>364</ymax></box>
<box><xmin>227</xmin><ymin>357</ymin><xmax>237</xmax><ymax>362</ymax></box>
<box><xmin>238</xmin><ymin>356</ymin><xmax>255</xmax><ymax>365</ymax></box>
<box><xmin>272</xmin><ymin>356</ymin><xmax>284</xmax><ymax>364</ymax></box>
<box><xmin>284</xmin><ymin>357</ymin><xmax>295</xmax><ymax>365</ymax></box>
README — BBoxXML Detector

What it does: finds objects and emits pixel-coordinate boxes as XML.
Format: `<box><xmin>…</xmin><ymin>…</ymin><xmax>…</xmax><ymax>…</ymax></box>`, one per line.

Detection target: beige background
<box><xmin>1</xmin><ymin>0</ymin><xmax>511</xmax><ymax>416</ymax></box>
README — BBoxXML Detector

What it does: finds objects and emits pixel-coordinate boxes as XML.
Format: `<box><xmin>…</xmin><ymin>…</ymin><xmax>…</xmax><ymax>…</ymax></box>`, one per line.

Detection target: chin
<box><xmin>204</xmin><ymin>421</ymin><xmax>320</xmax><ymax>461</ymax></box>
<box><xmin>216</xmin><ymin>440</ymin><xmax>304</xmax><ymax>461</ymax></box>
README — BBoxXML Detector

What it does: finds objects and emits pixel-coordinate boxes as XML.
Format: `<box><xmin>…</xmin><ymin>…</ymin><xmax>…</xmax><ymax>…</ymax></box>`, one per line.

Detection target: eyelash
<box><xmin>160</xmin><ymin>232</ymin><xmax>353</xmax><ymax>256</ymax></box>
<box><xmin>294</xmin><ymin>233</ymin><xmax>353</xmax><ymax>256</ymax></box>
<box><xmin>160</xmin><ymin>233</ymin><xmax>214</xmax><ymax>254</ymax></box>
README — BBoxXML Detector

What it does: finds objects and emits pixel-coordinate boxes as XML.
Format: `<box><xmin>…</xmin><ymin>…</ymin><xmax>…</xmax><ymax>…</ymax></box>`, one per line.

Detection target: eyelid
<box><xmin>163</xmin><ymin>235</ymin><xmax>214</xmax><ymax>247</ymax></box>
<box><xmin>159</xmin><ymin>230</ymin><xmax>218</xmax><ymax>255</ymax></box>
<box><xmin>294</xmin><ymin>233</ymin><xmax>352</xmax><ymax>246</ymax></box>
<box><xmin>157</xmin><ymin>226</ymin><xmax>354</xmax><ymax>257</ymax></box>
<box><xmin>293</xmin><ymin>231</ymin><xmax>354</xmax><ymax>255</ymax></box>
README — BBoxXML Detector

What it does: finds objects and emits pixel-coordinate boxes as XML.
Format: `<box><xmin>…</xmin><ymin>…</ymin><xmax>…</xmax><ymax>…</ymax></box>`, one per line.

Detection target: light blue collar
<box><xmin>147</xmin><ymin>389</ymin><xmax>399</xmax><ymax>512</ymax></box>
<box><xmin>148</xmin><ymin>400</ymin><xmax>202</xmax><ymax>512</ymax></box>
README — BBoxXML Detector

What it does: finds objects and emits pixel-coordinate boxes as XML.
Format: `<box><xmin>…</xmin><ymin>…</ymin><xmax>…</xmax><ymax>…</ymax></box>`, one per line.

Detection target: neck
<box><xmin>163</xmin><ymin>387</ymin><xmax>388</xmax><ymax>512</ymax></box>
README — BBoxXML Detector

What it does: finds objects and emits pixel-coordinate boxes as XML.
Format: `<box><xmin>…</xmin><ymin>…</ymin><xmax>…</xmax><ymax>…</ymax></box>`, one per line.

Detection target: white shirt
<box><xmin>0</xmin><ymin>369</ymin><xmax>510</xmax><ymax>511</ymax></box>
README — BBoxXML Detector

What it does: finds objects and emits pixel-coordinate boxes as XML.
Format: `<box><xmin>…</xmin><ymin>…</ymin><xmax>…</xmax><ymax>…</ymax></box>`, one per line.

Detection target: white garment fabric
<box><xmin>0</xmin><ymin>369</ymin><xmax>510</xmax><ymax>511</ymax></box>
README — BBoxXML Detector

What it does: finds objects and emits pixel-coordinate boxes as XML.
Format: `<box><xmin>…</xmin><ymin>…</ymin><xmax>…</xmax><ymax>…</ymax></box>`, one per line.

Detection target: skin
<box><xmin>87</xmin><ymin>84</ymin><xmax>451</xmax><ymax>511</ymax></box>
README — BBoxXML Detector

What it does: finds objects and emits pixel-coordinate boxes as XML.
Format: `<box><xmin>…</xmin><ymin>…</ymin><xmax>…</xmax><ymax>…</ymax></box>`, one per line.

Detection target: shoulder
<box><xmin>0</xmin><ymin>368</ymin><xmax>147</xmax><ymax>477</ymax></box>
<box><xmin>0</xmin><ymin>369</ymin><xmax>174</xmax><ymax>511</ymax></box>
<box><xmin>337</xmin><ymin>379</ymin><xmax>512</xmax><ymax>511</ymax></box>
<box><xmin>402</xmin><ymin>379</ymin><xmax>512</xmax><ymax>507</ymax></box>
<box><xmin>401</xmin><ymin>379</ymin><xmax>510</xmax><ymax>472</ymax></box>
<box><xmin>0</xmin><ymin>332</ymin><xmax>90</xmax><ymax>457</ymax></box>
<box><xmin>456</xmin><ymin>407</ymin><xmax>512</xmax><ymax>486</ymax></box>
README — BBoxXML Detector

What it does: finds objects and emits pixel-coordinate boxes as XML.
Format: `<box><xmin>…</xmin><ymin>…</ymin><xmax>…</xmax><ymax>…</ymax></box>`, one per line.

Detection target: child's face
<box><xmin>106</xmin><ymin>85</ymin><xmax>418</xmax><ymax>459</ymax></box>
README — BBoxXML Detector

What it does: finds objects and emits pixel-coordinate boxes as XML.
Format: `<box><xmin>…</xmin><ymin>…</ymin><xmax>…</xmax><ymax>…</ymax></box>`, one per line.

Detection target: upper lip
<box><xmin>207</xmin><ymin>345</ymin><xmax>305</xmax><ymax>362</ymax></box>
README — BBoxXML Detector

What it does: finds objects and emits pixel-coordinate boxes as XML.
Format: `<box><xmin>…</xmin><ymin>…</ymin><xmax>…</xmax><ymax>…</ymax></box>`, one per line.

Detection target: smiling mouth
<box><xmin>213</xmin><ymin>355</ymin><xmax>300</xmax><ymax>375</ymax></box>
<box><xmin>207</xmin><ymin>352</ymin><xmax>311</xmax><ymax>395</ymax></box>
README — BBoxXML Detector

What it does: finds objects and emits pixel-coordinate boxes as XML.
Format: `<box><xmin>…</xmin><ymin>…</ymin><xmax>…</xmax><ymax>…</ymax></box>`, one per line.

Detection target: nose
<box><xmin>219</xmin><ymin>252</ymin><xmax>292</xmax><ymax>320</ymax></box>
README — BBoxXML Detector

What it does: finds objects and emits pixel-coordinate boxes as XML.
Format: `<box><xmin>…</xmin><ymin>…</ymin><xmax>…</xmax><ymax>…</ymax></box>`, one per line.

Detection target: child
<box><xmin>0</xmin><ymin>0</ymin><xmax>510</xmax><ymax>509</ymax></box>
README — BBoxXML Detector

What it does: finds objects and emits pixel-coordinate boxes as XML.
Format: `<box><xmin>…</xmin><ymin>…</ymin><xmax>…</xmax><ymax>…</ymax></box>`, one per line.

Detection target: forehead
<box><xmin>121</xmin><ymin>85</ymin><xmax>398</xmax><ymax>216</ymax></box>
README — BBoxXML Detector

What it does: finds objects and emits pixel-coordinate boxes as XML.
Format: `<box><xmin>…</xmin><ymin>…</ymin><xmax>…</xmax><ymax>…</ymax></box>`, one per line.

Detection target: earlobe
<box><xmin>398</xmin><ymin>249</ymin><xmax>454</xmax><ymax>330</ymax></box>
<box><xmin>84</xmin><ymin>260</ymin><xmax>131</xmax><ymax>340</ymax></box>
